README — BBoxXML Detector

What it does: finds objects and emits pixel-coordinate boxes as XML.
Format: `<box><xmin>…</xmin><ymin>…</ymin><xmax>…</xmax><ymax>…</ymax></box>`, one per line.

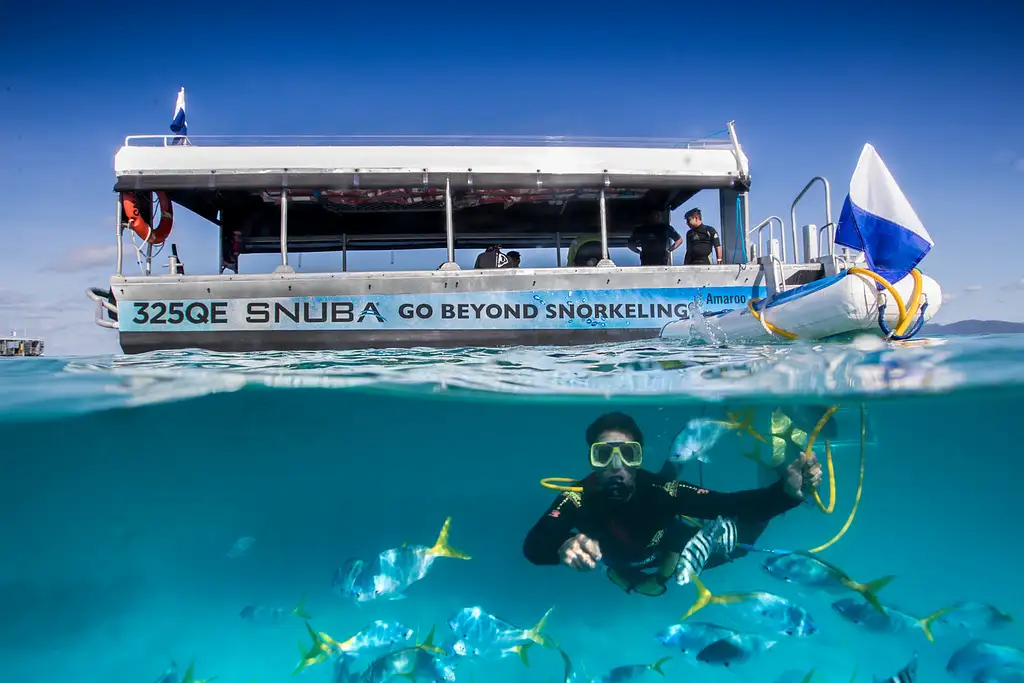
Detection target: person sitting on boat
<box><xmin>505</xmin><ymin>251</ymin><xmax>521</xmax><ymax>268</ymax></box>
<box><xmin>522</xmin><ymin>412</ymin><xmax>820</xmax><ymax>596</ymax></box>
<box><xmin>627</xmin><ymin>209</ymin><xmax>683</xmax><ymax>266</ymax></box>
<box><xmin>682</xmin><ymin>208</ymin><xmax>723</xmax><ymax>265</ymax></box>
<box><xmin>567</xmin><ymin>234</ymin><xmax>604</xmax><ymax>267</ymax></box>
<box><xmin>474</xmin><ymin>245</ymin><xmax>509</xmax><ymax>269</ymax></box>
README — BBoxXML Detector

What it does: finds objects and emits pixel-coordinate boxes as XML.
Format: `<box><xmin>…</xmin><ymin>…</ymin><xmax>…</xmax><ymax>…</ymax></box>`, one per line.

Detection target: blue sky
<box><xmin>1</xmin><ymin>0</ymin><xmax>1022</xmax><ymax>355</ymax></box>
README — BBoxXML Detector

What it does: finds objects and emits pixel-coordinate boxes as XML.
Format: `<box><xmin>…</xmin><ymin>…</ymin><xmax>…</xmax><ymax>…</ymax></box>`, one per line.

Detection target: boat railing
<box><xmin>121</xmin><ymin>133</ymin><xmax>741</xmax><ymax>150</ymax></box>
<box><xmin>818</xmin><ymin>223</ymin><xmax>836</xmax><ymax>257</ymax></box>
<box><xmin>86</xmin><ymin>287</ymin><xmax>118</xmax><ymax>330</ymax></box>
<box><xmin>747</xmin><ymin>215</ymin><xmax>786</xmax><ymax>262</ymax></box>
<box><xmin>790</xmin><ymin>176</ymin><xmax>833</xmax><ymax>259</ymax></box>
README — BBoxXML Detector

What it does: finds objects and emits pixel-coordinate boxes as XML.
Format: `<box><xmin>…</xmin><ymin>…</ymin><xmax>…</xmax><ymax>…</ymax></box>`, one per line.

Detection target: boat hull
<box><xmin>661</xmin><ymin>268</ymin><xmax>943</xmax><ymax>342</ymax></box>
<box><xmin>105</xmin><ymin>265</ymin><xmax>823</xmax><ymax>354</ymax></box>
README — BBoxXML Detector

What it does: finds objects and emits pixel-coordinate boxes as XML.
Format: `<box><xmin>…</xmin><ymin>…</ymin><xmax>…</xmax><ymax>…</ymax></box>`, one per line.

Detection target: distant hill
<box><xmin>923</xmin><ymin>319</ymin><xmax>1024</xmax><ymax>334</ymax></box>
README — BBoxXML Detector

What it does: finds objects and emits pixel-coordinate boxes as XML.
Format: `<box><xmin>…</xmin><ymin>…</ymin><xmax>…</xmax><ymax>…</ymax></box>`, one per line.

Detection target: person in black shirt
<box><xmin>627</xmin><ymin>209</ymin><xmax>683</xmax><ymax>266</ymax></box>
<box><xmin>522</xmin><ymin>412</ymin><xmax>820</xmax><ymax>596</ymax></box>
<box><xmin>474</xmin><ymin>245</ymin><xmax>509</xmax><ymax>269</ymax></box>
<box><xmin>682</xmin><ymin>208</ymin><xmax>723</xmax><ymax>265</ymax></box>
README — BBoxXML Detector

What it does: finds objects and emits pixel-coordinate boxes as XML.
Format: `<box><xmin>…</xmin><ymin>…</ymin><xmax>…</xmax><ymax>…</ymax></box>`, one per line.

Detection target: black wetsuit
<box><xmin>683</xmin><ymin>225</ymin><xmax>721</xmax><ymax>265</ymax></box>
<box><xmin>628</xmin><ymin>223</ymin><xmax>682</xmax><ymax>266</ymax></box>
<box><xmin>522</xmin><ymin>469</ymin><xmax>799</xmax><ymax>571</ymax></box>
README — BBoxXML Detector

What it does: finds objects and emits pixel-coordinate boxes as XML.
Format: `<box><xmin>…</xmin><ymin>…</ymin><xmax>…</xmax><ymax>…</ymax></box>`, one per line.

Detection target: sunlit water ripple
<box><xmin>3</xmin><ymin>332</ymin><xmax>1024</xmax><ymax>420</ymax></box>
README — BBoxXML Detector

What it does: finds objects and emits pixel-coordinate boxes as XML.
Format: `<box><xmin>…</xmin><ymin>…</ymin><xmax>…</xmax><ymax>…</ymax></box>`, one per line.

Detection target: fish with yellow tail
<box><xmin>656</xmin><ymin>621</ymin><xmax>738</xmax><ymax>658</ymax></box>
<box><xmin>240</xmin><ymin>594</ymin><xmax>311</xmax><ymax>626</ymax></box>
<box><xmin>679</xmin><ymin>574</ymin><xmax>756</xmax><ymax>621</ymax></box>
<box><xmin>761</xmin><ymin>551</ymin><xmax>894</xmax><ymax>614</ymax></box>
<box><xmin>668</xmin><ymin>418</ymin><xmax>731</xmax><ymax>471</ymax></box>
<box><xmin>292</xmin><ymin>619</ymin><xmax>416</xmax><ymax>676</ymax></box>
<box><xmin>444</xmin><ymin>605</ymin><xmax>555</xmax><ymax>666</ymax></box>
<box><xmin>332</xmin><ymin>517</ymin><xmax>471</xmax><ymax>603</ymax></box>
<box><xmin>293</xmin><ymin>622</ymin><xmax>336</xmax><ymax>675</ymax></box>
<box><xmin>361</xmin><ymin>626</ymin><xmax>457</xmax><ymax>683</ymax></box>
<box><xmin>322</xmin><ymin>619</ymin><xmax>416</xmax><ymax>658</ymax></box>
<box><xmin>679</xmin><ymin>575</ymin><xmax>817</xmax><ymax>637</ymax></box>
<box><xmin>947</xmin><ymin>639</ymin><xmax>1024</xmax><ymax>683</ymax></box>
<box><xmin>592</xmin><ymin>656</ymin><xmax>671</xmax><ymax>683</ymax></box>
<box><xmin>696</xmin><ymin>633</ymin><xmax>777</xmax><ymax>668</ymax></box>
<box><xmin>936</xmin><ymin>601</ymin><xmax>1015</xmax><ymax>633</ymax></box>
<box><xmin>832</xmin><ymin>596</ymin><xmax>956</xmax><ymax>642</ymax></box>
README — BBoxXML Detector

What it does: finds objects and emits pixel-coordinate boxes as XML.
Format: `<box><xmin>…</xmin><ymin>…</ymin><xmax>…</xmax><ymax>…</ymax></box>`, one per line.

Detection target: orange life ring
<box><xmin>123</xmin><ymin>191</ymin><xmax>173</xmax><ymax>245</ymax></box>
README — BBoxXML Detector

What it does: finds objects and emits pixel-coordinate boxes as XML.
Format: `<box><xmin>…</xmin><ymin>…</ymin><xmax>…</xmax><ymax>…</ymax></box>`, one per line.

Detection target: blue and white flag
<box><xmin>169</xmin><ymin>87</ymin><xmax>187</xmax><ymax>145</ymax></box>
<box><xmin>834</xmin><ymin>143</ymin><xmax>933</xmax><ymax>284</ymax></box>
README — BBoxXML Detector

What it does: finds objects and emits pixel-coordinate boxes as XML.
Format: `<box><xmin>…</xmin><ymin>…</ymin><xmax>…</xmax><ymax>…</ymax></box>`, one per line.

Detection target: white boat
<box><xmin>661</xmin><ymin>144</ymin><xmax>942</xmax><ymax>343</ymax></box>
<box><xmin>1</xmin><ymin>330</ymin><xmax>44</xmax><ymax>357</ymax></box>
<box><xmin>86</xmin><ymin>90</ymin><xmax>940</xmax><ymax>354</ymax></box>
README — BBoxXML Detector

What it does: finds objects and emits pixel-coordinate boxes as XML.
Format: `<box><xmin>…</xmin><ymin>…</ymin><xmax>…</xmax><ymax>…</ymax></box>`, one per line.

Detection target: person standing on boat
<box><xmin>522</xmin><ymin>412</ymin><xmax>820</xmax><ymax>596</ymax></box>
<box><xmin>567</xmin><ymin>234</ymin><xmax>604</xmax><ymax>267</ymax></box>
<box><xmin>682</xmin><ymin>208</ymin><xmax>723</xmax><ymax>265</ymax></box>
<box><xmin>627</xmin><ymin>209</ymin><xmax>683</xmax><ymax>266</ymax></box>
<box><xmin>474</xmin><ymin>245</ymin><xmax>509</xmax><ymax>269</ymax></box>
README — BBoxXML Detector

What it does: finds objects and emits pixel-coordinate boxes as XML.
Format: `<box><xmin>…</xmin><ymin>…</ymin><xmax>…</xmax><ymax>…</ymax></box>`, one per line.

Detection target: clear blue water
<box><xmin>2</xmin><ymin>334</ymin><xmax>1023</xmax><ymax>683</ymax></box>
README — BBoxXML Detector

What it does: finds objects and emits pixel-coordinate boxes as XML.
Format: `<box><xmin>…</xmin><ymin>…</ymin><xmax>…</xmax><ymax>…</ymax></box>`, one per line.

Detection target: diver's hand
<box><xmin>782</xmin><ymin>452</ymin><xmax>823</xmax><ymax>500</ymax></box>
<box><xmin>558</xmin><ymin>533</ymin><xmax>602</xmax><ymax>571</ymax></box>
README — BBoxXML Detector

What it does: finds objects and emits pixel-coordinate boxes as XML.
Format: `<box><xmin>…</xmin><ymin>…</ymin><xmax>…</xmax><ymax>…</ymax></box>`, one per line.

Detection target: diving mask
<box><xmin>590</xmin><ymin>440</ymin><xmax>643</xmax><ymax>468</ymax></box>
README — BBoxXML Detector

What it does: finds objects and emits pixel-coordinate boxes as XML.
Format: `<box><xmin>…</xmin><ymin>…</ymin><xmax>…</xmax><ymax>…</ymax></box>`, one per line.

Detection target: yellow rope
<box><xmin>807</xmin><ymin>404</ymin><xmax>867</xmax><ymax>553</ymax></box>
<box><xmin>674</xmin><ymin>403</ymin><xmax>867</xmax><ymax>554</ymax></box>
<box><xmin>803</xmin><ymin>405</ymin><xmax>840</xmax><ymax>514</ymax></box>
<box><xmin>746</xmin><ymin>298</ymin><xmax>798</xmax><ymax>339</ymax></box>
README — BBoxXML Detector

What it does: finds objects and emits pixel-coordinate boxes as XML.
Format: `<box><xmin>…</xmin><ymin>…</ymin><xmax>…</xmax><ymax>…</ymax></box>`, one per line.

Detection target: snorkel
<box><xmin>591</xmin><ymin>444</ymin><xmax>641</xmax><ymax>502</ymax></box>
<box><xmin>540</xmin><ymin>412</ymin><xmax>647</xmax><ymax>496</ymax></box>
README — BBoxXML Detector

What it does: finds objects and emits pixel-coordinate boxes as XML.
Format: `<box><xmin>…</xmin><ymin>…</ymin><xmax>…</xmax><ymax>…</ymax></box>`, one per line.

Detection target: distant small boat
<box><xmin>1</xmin><ymin>330</ymin><xmax>44</xmax><ymax>357</ymax></box>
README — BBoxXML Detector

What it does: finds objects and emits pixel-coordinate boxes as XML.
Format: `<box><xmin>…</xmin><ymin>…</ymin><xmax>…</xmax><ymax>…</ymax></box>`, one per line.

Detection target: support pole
<box><xmin>115</xmin><ymin>194</ymin><xmax>124</xmax><ymax>276</ymax></box>
<box><xmin>555</xmin><ymin>231</ymin><xmax>562</xmax><ymax>267</ymax></box>
<box><xmin>597</xmin><ymin>188</ymin><xmax>614</xmax><ymax>267</ymax></box>
<box><xmin>275</xmin><ymin>189</ymin><xmax>294</xmax><ymax>273</ymax></box>
<box><xmin>342</xmin><ymin>233</ymin><xmax>348</xmax><ymax>272</ymax></box>
<box><xmin>439</xmin><ymin>176</ymin><xmax>461</xmax><ymax>271</ymax></box>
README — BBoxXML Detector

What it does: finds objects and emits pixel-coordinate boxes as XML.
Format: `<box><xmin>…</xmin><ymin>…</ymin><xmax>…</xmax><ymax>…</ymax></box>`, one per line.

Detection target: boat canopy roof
<box><xmin>113</xmin><ymin>133</ymin><xmax>750</xmax><ymax>191</ymax></box>
<box><xmin>114</xmin><ymin>131</ymin><xmax>752</xmax><ymax>253</ymax></box>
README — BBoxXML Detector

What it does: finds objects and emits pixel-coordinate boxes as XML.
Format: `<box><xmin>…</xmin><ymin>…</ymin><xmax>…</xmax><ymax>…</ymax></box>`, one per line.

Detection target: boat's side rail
<box><xmin>122</xmin><ymin>133</ymin><xmax>740</xmax><ymax>150</ymax></box>
<box><xmin>86</xmin><ymin>287</ymin><xmax>118</xmax><ymax>330</ymax></box>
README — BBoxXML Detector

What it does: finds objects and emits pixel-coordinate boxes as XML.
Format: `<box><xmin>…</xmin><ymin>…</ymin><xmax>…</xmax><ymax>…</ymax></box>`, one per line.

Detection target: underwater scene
<box><xmin>2</xmin><ymin>335</ymin><xmax>1024</xmax><ymax>683</ymax></box>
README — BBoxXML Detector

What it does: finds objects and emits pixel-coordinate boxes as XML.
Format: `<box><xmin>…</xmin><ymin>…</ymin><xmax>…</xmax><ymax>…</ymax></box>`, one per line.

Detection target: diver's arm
<box><xmin>667</xmin><ymin>479</ymin><xmax>801</xmax><ymax>521</ymax></box>
<box><xmin>523</xmin><ymin>493</ymin><xmax>581</xmax><ymax>565</ymax></box>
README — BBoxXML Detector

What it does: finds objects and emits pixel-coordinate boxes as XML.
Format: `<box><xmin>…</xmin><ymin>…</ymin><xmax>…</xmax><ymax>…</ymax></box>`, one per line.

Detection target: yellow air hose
<box><xmin>540</xmin><ymin>477</ymin><xmax>583</xmax><ymax>493</ymax></box>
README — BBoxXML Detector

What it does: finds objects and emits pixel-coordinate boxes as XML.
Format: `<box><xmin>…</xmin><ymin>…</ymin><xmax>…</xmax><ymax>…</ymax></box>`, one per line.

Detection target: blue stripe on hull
<box><xmin>758</xmin><ymin>271</ymin><xmax>849</xmax><ymax>311</ymax></box>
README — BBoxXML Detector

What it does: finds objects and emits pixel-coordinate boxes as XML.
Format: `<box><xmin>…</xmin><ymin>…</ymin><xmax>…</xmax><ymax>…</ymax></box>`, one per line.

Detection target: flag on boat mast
<box><xmin>170</xmin><ymin>87</ymin><xmax>188</xmax><ymax>145</ymax></box>
<box><xmin>834</xmin><ymin>143</ymin><xmax>933</xmax><ymax>285</ymax></box>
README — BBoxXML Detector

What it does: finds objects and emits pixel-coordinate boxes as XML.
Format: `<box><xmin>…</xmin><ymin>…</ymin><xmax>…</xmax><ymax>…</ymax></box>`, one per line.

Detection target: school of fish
<box><xmin>141</xmin><ymin>411</ymin><xmax>1021</xmax><ymax>682</ymax></box>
